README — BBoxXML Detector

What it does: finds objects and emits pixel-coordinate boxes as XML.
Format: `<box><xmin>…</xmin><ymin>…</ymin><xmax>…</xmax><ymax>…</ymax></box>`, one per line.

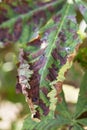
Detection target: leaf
<box><xmin>39</xmin><ymin>2</ymin><xmax>81</xmax><ymax>89</ymax></box>
<box><xmin>77</xmin><ymin>118</ymin><xmax>87</xmax><ymax>126</ymax></box>
<box><xmin>48</xmin><ymin>82</ymin><xmax>71</xmax><ymax>118</ymax></box>
<box><xmin>75</xmin><ymin>0</ymin><xmax>87</xmax><ymax>23</ymax></box>
<box><xmin>39</xmin><ymin>3</ymin><xmax>69</xmax><ymax>88</ymax></box>
<box><xmin>22</xmin><ymin>115</ymin><xmax>38</xmax><ymax>130</ymax></box>
<box><xmin>0</xmin><ymin>0</ymin><xmax>64</xmax><ymax>49</ymax></box>
<box><xmin>18</xmin><ymin>24</ymin><xmax>31</xmax><ymax>44</ymax></box>
<box><xmin>16</xmin><ymin>1</ymin><xmax>82</xmax><ymax>119</ymax></box>
<box><xmin>0</xmin><ymin>3</ymin><xmax>16</xmax><ymax>20</ymax></box>
<box><xmin>73</xmin><ymin>124</ymin><xmax>84</xmax><ymax>130</ymax></box>
<box><xmin>39</xmin><ymin>2</ymin><xmax>81</xmax><ymax>115</ymax></box>
<box><xmin>0</xmin><ymin>0</ymin><xmax>63</xmax><ymax>28</ymax></box>
<box><xmin>56</xmin><ymin>91</ymin><xmax>71</xmax><ymax>118</ymax></box>
<box><xmin>75</xmin><ymin>47</ymin><xmax>87</xmax><ymax>69</ymax></box>
<box><xmin>74</xmin><ymin>70</ymin><xmax>87</xmax><ymax>118</ymax></box>
<box><xmin>22</xmin><ymin>115</ymin><xmax>71</xmax><ymax>130</ymax></box>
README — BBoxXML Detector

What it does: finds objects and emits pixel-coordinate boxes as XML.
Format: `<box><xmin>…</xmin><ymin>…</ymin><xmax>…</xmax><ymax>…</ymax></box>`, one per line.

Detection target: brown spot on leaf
<box><xmin>0</xmin><ymin>13</ymin><xmax>8</xmax><ymax>24</ymax></box>
<box><xmin>53</xmin><ymin>14</ymin><xmax>61</xmax><ymax>23</ymax></box>
<box><xmin>16</xmin><ymin>83</ymin><xmax>22</xmax><ymax>94</ymax></box>
<box><xmin>52</xmin><ymin>48</ymin><xmax>59</xmax><ymax>60</ymax></box>
<box><xmin>49</xmin><ymin>68</ymin><xmax>58</xmax><ymax>80</ymax></box>
<box><xmin>33</xmin><ymin>110</ymin><xmax>40</xmax><ymax>119</ymax></box>
<box><xmin>57</xmin><ymin>95</ymin><xmax>62</xmax><ymax>103</ymax></box>
<box><xmin>12</xmin><ymin>18</ymin><xmax>22</xmax><ymax>41</ymax></box>
<box><xmin>54</xmin><ymin>81</ymin><xmax>62</xmax><ymax>94</ymax></box>
<box><xmin>41</xmin><ymin>87</ymin><xmax>49</xmax><ymax>96</ymax></box>
<box><xmin>31</xmin><ymin>49</ymin><xmax>45</xmax><ymax>59</ymax></box>
<box><xmin>13</xmin><ymin>1</ymin><xmax>31</xmax><ymax>14</ymax></box>
<box><xmin>68</xmin><ymin>51</ymin><xmax>76</xmax><ymax>62</ymax></box>
<box><xmin>0</xmin><ymin>28</ymin><xmax>9</xmax><ymax>42</ymax></box>
<box><xmin>28</xmin><ymin>34</ymin><xmax>41</xmax><ymax>47</ymax></box>
<box><xmin>58</xmin><ymin>31</ymin><xmax>66</xmax><ymax>42</ymax></box>
<box><xmin>39</xmin><ymin>99</ymin><xmax>49</xmax><ymax>116</ymax></box>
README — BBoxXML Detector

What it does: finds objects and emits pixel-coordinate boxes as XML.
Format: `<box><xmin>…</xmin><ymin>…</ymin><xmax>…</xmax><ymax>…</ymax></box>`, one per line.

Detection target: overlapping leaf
<box><xmin>22</xmin><ymin>114</ymin><xmax>71</xmax><ymax>130</ymax></box>
<box><xmin>0</xmin><ymin>0</ymin><xmax>63</xmax><ymax>47</ymax></box>
<box><xmin>74</xmin><ymin>71</ymin><xmax>87</xmax><ymax>119</ymax></box>
<box><xmin>75</xmin><ymin>0</ymin><xmax>87</xmax><ymax>23</ymax></box>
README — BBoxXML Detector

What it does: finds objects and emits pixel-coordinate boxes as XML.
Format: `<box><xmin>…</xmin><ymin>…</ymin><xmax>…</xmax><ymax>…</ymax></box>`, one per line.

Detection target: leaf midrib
<box><xmin>40</xmin><ymin>4</ymin><xmax>70</xmax><ymax>87</ymax></box>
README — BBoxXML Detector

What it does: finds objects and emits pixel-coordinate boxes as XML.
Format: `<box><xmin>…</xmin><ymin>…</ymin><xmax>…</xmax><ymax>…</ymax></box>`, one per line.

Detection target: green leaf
<box><xmin>37</xmin><ymin>2</ymin><xmax>82</xmax><ymax>116</ymax></box>
<box><xmin>18</xmin><ymin>24</ymin><xmax>31</xmax><ymax>44</ymax></box>
<box><xmin>22</xmin><ymin>115</ymin><xmax>71</xmax><ymax>130</ymax></box>
<box><xmin>0</xmin><ymin>3</ymin><xmax>17</xmax><ymax>18</ymax></box>
<box><xmin>74</xmin><ymin>70</ymin><xmax>87</xmax><ymax>118</ymax></box>
<box><xmin>39</xmin><ymin>3</ymin><xmax>81</xmax><ymax>88</ymax></box>
<box><xmin>42</xmin><ymin>115</ymin><xmax>70</xmax><ymax>130</ymax></box>
<box><xmin>39</xmin><ymin>4</ymin><xmax>69</xmax><ymax>87</ymax></box>
<box><xmin>77</xmin><ymin>118</ymin><xmax>87</xmax><ymax>126</ymax></box>
<box><xmin>73</xmin><ymin>124</ymin><xmax>84</xmax><ymax>130</ymax></box>
<box><xmin>56</xmin><ymin>91</ymin><xmax>71</xmax><ymax>118</ymax></box>
<box><xmin>22</xmin><ymin>115</ymin><xmax>38</xmax><ymax>130</ymax></box>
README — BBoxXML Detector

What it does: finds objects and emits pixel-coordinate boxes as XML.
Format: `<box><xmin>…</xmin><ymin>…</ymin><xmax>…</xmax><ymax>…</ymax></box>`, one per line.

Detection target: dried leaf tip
<box><xmin>17</xmin><ymin>49</ymin><xmax>33</xmax><ymax>90</ymax></box>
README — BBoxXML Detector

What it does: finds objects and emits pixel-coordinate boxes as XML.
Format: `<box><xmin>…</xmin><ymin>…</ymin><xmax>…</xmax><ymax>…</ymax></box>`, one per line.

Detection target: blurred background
<box><xmin>0</xmin><ymin>44</ymin><xmax>29</xmax><ymax>130</ymax></box>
